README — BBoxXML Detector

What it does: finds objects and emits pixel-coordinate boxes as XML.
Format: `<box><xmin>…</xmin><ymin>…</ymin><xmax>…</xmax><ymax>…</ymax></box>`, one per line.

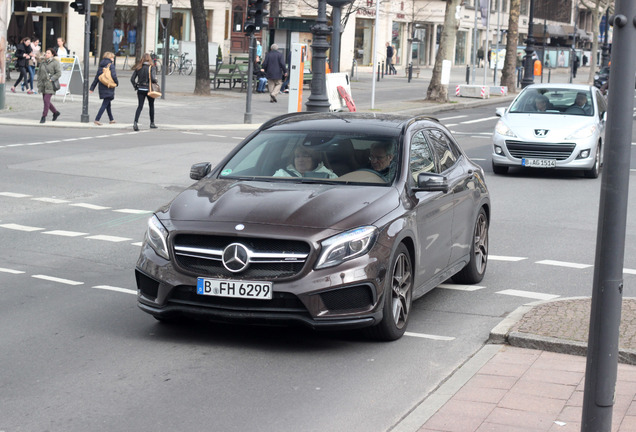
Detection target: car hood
<box><xmin>502</xmin><ymin>113</ymin><xmax>596</xmax><ymax>141</ymax></box>
<box><xmin>161</xmin><ymin>179</ymin><xmax>400</xmax><ymax>230</ymax></box>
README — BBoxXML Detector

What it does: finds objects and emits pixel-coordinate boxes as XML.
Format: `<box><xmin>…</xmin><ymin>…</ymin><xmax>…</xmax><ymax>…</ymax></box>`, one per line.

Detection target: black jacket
<box><xmin>90</xmin><ymin>58</ymin><xmax>119</xmax><ymax>99</ymax></box>
<box><xmin>15</xmin><ymin>43</ymin><xmax>32</xmax><ymax>68</ymax></box>
<box><xmin>262</xmin><ymin>50</ymin><xmax>286</xmax><ymax>80</ymax></box>
<box><xmin>131</xmin><ymin>62</ymin><xmax>157</xmax><ymax>91</ymax></box>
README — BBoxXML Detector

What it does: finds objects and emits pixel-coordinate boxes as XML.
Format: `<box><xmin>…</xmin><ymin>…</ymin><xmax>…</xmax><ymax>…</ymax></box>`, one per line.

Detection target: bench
<box><xmin>211</xmin><ymin>63</ymin><xmax>236</xmax><ymax>89</ymax></box>
<box><xmin>303</xmin><ymin>72</ymin><xmax>312</xmax><ymax>86</ymax></box>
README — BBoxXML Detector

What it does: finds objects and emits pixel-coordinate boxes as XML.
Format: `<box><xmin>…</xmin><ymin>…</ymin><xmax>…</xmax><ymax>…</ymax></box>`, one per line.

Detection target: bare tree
<box><xmin>100</xmin><ymin>0</ymin><xmax>117</xmax><ymax>57</ymax></box>
<box><xmin>500</xmin><ymin>0</ymin><xmax>520</xmax><ymax>91</ymax></box>
<box><xmin>404</xmin><ymin>1</ymin><xmax>434</xmax><ymax>68</ymax></box>
<box><xmin>190</xmin><ymin>0</ymin><xmax>210</xmax><ymax>95</ymax></box>
<box><xmin>580</xmin><ymin>0</ymin><xmax>612</xmax><ymax>84</ymax></box>
<box><xmin>426</xmin><ymin>0</ymin><xmax>461</xmax><ymax>102</ymax></box>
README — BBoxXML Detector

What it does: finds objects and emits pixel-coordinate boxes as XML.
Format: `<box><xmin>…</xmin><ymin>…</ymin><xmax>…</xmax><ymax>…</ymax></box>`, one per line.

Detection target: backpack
<box><xmin>98</xmin><ymin>64</ymin><xmax>117</xmax><ymax>88</ymax></box>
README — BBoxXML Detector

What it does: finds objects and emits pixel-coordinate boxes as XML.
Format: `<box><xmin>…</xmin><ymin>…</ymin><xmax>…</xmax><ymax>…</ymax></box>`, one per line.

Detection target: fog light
<box><xmin>578</xmin><ymin>149</ymin><xmax>591</xmax><ymax>159</ymax></box>
<box><xmin>494</xmin><ymin>145</ymin><xmax>503</xmax><ymax>155</ymax></box>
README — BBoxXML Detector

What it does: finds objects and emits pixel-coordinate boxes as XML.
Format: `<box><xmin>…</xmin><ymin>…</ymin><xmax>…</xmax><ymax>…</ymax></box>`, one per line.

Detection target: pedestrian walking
<box><xmin>90</xmin><ymin>51</ymin><xmax>119</xmax><ymax>125</ymax></box>
<box><xmin>56</xmin><ymin>37</ymin><xmax>69</xmax><ymax>58</ymax></box>
<box><xmin>389</xmin><ymin>45</ymin><xmax>398</xmax><ymax>75</ymax></box>
<box><xmin>572</xmin><ymin>54</ymin><xmax>580</xmax><ymax>78</ymax></box>
<box><xmin>385</xmin><ymin>42</ymin><xmax>394</xmax><ymax>74</ymax></box>
<box><xmin>37</xmin><ymin>48</ymin><xmax>61</xmax><ymax>124</ymax></box>
<box><xmin>261</xmin><ymin>44</ymin><xmax>286</xmax><ymax>103</ymax></box>
<box><xmin>11</xmin><ymin>37</ymin><xmax>32</xmax><ymax>94</ymax></box>
<box><xmin>130</xmin><ymin>52</ymin><xmax>158</xmax><ymax>131</ymax></box>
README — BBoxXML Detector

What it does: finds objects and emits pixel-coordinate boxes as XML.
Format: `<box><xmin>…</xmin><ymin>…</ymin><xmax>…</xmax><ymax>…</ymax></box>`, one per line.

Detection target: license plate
<box><xmin>522</xmin><ymin>158</ymin><xmax>556</xmax><ymax>168</ymax></box>
<box><xmin>197</xmin><ymin>277</ymin><xmax>272</xmax><ymax>300</ymax></box>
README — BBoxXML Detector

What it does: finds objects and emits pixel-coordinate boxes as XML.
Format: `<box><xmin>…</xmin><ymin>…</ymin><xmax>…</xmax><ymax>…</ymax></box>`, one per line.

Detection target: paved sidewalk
<box><xmin>394</xmin><ymin>298</ymin><xmax>636</xmax><ymax>432</ymax></box>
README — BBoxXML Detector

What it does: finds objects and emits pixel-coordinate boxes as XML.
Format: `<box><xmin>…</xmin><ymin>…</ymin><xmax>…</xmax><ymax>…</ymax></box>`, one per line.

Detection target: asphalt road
<box><xmin>2</xmin><ymin>104</ymin><xmax>636</xmax><ymax>432</ymax></box>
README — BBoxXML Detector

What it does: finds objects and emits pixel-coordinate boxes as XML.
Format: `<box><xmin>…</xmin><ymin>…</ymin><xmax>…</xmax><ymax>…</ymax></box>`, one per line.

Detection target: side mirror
<box><xmin>495</xmin><ymin>107</ymin><xmax>506</xmax><ymax>117</ymax></box>
<box><xmin>415</xmin><ymin>173</ymin><xmax>449</xmax><ymax>193</ymax></box>
<box><xmin>190</xmin><ymin>162</ymin><xmax>212</xmax><ymax>180</ymax></box>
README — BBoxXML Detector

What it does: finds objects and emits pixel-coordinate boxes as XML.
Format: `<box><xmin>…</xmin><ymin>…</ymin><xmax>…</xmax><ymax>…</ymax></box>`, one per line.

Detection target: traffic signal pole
<box><xmin>80</xmin><ymin>0</ymin><xmax>91</xmax><ymax>123</ymax></box>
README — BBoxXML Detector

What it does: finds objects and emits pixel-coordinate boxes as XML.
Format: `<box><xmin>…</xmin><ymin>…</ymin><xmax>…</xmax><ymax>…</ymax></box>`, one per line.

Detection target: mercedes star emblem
<box><xmin>222</xmin><ymin>243</ymin><xmax>250</xmax><ymax>273</ymax></box>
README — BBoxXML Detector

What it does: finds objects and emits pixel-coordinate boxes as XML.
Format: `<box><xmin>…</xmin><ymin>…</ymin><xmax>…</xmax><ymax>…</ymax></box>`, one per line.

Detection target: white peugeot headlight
<box><xmin>146</xmin><ymin>215</ymin><xmax>170</xmax><ymax>260</ymax></box>
<box><xmin>566</xmin><ymin>124</ymin><xmax>597</xmax><ymax>140</ymax></box>
<box><xmin>315</xmin><ymin>226</ymin><xmax>378</xmax><ymax>270</ymax></box>
<box><xmin>494</xmin><ymin>120</ymin><xmax>516</xmax><ymax>137</ymax></box>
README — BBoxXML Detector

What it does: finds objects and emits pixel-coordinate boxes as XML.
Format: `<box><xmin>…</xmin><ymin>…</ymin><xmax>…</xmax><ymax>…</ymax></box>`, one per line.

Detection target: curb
<box><xmin>488</xmin><ymin>296</ymin><xmax>636</xmax><ymax>366</ymax></box>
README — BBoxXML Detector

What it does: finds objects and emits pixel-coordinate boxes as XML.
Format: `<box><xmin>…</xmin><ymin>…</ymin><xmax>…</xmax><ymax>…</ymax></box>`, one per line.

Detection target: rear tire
<box><xmin>367</xmin><ymin>243</ymin><xmax>413</xmax><ymax>341</ymax></box>
<box><xmin>184</xmin><ymin>60</ymin><xmax>194</xmax><ymax>75</ymax></box>
<box><xmin>492</xmin><ymin>162</ymin><xmax>508</xmax><ymax>175</ymax></box>
<box><xmin>453</xmin><ymin>208</ymin><xmax>489</xmax><ymax>284</ymax></box>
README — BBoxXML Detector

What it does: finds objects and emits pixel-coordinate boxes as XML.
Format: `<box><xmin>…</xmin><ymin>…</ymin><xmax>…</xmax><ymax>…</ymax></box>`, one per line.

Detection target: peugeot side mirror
<box><xmin>415</xmin><ymin>173</ymin><xmax>448</xmax><ymax>193</ymax></box>
<box><xmin>495</xmin><ymin>107</ymin><xmax>506</xmax><ymax>117</ymax></box>
<box><xmin>190</xmin><ymin>162</ymin><xmax>212</xmax><ymax>180</ymax></box>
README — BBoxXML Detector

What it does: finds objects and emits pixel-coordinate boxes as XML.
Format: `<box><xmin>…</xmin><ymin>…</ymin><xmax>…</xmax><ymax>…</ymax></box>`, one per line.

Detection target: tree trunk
<box><xmin>426</xmin><ymin>0</ymin><xmax>461</xmax><ymax>102</ymax></box>
<box><xmin>500</xmin><ymin>0</ymin><xmax>520</xmax><ymax>92</ymax></box>
<box><xmin>135</xmin><ymin>0</ymin><xmax>143</xmax><ymax>63</ymax></box>
<box><xmin>190</xmin><ymin>0</ymin><xmax>210</xmax><ymax>95</ymax></box>
<box><xmin>100</xmin><ymin>0</ymin><xmax>117</xmax><ymax>58</ymax></box>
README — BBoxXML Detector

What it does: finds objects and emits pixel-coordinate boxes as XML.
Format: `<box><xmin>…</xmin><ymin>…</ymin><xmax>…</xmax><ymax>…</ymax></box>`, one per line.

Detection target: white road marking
<box><xmin>445</xmin><ymin>123</ymin><xmax>458</xmax><ymax>127</ymax></box>
<box><xmin>536</xmin><ymin>260</ymin><xmax>592</xmax><ymax>269</ymax></box>
<box><xmin>27</xmin><ymin>142</ymin><xmax>45</xmax><ymax>146</ymax></box>
<box><xmin>42</xmin><ymin>230</ymin><xmax>88</xmax><ymax>237</ymax></box>
<box><xmin>0</xmin><ymin>267</ymin><xmax>25</xmax><ymax>274</ymax></box>
<box><xmin>85</xmin><ymin>234</ymin><xmax>132</xmax><ymax>242</ymax></box>
<box><xmin>437</xmin><ymin>283</ymin><xmax>486</xmax><ymax>292</ymax></box>
<box><xmin>113</xmin><ymin>209</ymin><xmax>152</xmax><ymax>214</ymax></box>
<box><xmin>496</xmin><ymin>289</ymin><xmax>560</xmax><ymax>301</ymax></box>
<box><xmin>439</xmin><ymin>115</ymin><xmax>468</xmax><ymax>121</ymax></box>
<box><xmin>490</xmin><ymin>255</ymin><xmax>527</xmax><ymax>262</ymax></box>
<box><xmin>71</xmin><ymin>203</ymin><xmax>111</xmax><ymax>210</ymax></box>
<box><xmin>461</xmin><ymin>116</ymin><xmax>499</xmax><ymax>124</ymax></box>
<box><xmin>207</xmin><ymin>134</ymin><xmax>227</xmax><ymax>138</ymax></box>
<box><xmin>183</xmin><ymin>132</ymin><xmax>203</xmax><ymax>135</ymax></box>
<box><xmin>7</xmin><ymin>144</ymin><xmax>24</xmax><ymax>147</ymax></box>
<box><xmin>405</xmin><ymin>332</ymin><xmax>455</xmax><ymax>341</ymax></box>
<box><xmin>0</xmin><ymin>192</ymin><xmax>31</xmax><ymax>198</ymax></box>
<box><xmin>0</xmin><ymin>223</ymin><xmax>45</xmax><ymax>232</ymax></box>
<box><xmin>32</xmin><ymin>275</ymin><xmax>84</xmax><ymax>286</ymax></box>
<box><xmin>44</xmin><ymin>140</ymin><xmax>61</xmax><ymax>144</ymax></box>
<box><xmin>32</xmin><ymin>197</ymin><xmax>70</xmax><ymax>204</ymax></box>
<box><xmin>78</xmin><ymin>137</ymin><xmax>92</xmax><ymax>140</ymax></box>
<box><xmin>92</xmin><ymin>285</ymin><xmax>137</xmax><ymax>295</ymax></box>
<box><xmin>470</xmin><ymin>158</ymin><xmax>487</xmax><ymax>161</ymax></box>
<box><xmin>62</xmin><ymin>138</ymin><xmax>79</xmax><ymax>141</ymax></box>
<box><xmin>624</xmin><ymin>268</ymin><xmax>636</xmax><ymax>275</ymax></box>
<box><xmin>131</xmin><ymin>242</ymin><xmax>143</xmax><ymax>247</ymax></box>
<box><xmin>231</xmin><ymin>137</ymin><xmax>244</xmax><ymax>140</ymax></box>
<box><xmin>470</xmin><ymin>136</ymin><xmax>491</xmax><ymax>139</ymax></box>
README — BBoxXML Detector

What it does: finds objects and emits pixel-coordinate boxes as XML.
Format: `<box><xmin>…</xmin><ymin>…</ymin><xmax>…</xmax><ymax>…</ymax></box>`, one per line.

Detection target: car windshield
<box><xmin>218</xmin><ymin>130</ymin><xmax>401</xmax><ymax>185</ymax></box>
<box><xmin>509</xmin><ymin>88</ymin><xmax>594</xmax><ymax>116</ymax></box>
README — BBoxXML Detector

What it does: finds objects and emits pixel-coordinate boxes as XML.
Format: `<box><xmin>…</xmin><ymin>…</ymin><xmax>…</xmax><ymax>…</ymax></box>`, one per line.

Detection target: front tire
<box><xmin>453</xmin><ymin>208</ymin><xmax>489</xmax><ymax>284</ymax></box>
<box><xmin>368</xmin><ymin>243</ymin><xmax>413</xmax><ymax>341</ymax></box>
<box><xmin>584</xmin><ymin>145</ymin><xmax>601</xmax><ymax>179</ymax></box>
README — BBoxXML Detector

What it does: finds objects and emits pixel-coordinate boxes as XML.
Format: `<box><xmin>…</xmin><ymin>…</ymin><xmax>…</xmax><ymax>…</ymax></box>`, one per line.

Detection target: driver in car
<box><xmin>369</xmin><ymin>142</ymin><xmax>395</xmax><ymax>180</ymax></box>
<box><xmin>569</xmin><ymin>92</ymin><xmax>592</xmax><ymax>115</ymax></box>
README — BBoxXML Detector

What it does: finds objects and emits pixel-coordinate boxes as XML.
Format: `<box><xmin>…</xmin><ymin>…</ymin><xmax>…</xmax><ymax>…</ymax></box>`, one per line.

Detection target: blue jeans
<box><xmin>257</xmin><ymin>77</ymin><xmax>267</xmax><ymax>92</ymax></box>
<box><xmin>21</xmin><ymin>65</ymin><xmax>35</xmax><ymax>90</ymax></box>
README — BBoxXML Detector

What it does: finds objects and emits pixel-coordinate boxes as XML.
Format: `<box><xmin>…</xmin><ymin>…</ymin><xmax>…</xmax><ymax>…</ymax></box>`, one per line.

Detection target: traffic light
<box><xmin>244</xmin><ymin>0</ymin><xmax>257</xmax><ymax>34</ymax></box>
<box><xmin>70</xmin><ymin>0</ymin><xmax>86</xmax><ymax>14</ymax></box>
<box><xmin>254</xmin><ymin>0</ymin><xmax>269</xmax><ymax>28</ymax></box>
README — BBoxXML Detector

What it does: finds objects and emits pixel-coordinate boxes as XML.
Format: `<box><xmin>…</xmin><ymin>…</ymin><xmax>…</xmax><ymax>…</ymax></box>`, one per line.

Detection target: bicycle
<box><xmin>149</xmin><ymin>50</ymin><xmax>162</xmax><ymax>74</ymax></box>
<box><xmin>169</xmin><ymin>52</ymin><xmax>193</xmax><ymax>76</ymax></box>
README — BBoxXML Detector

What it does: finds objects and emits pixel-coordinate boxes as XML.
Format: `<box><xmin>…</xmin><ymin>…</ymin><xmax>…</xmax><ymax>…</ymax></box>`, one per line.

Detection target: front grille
<box><xmin>168</xmin><ymin>285</ymin><xmax>308</xmax><ymax>313</ymax></box>
<box><xmin>320</xmin><ymin>285</ymin><xmax>374</xmax><ymax>312</ymax></box>
<box><xmin>173</xmin><ymin>234</ymin><xmax>311</xmax><ymax>279</ymax></box>
<box><xmin>505</xmin><ymin>141</ymin><xmax>575</xmax><ymax>160</ymax></box>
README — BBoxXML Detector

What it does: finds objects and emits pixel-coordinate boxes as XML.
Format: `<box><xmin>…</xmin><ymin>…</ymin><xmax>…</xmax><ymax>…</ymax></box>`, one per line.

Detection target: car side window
<box><xmin>409</xmin><ymin>131</ymin><xmax>438</xmax><ymax>181</ymax></box>
<box><xmin>595</xmin><ymin>90</ymin><xmax>607</xmax><ymax>118</ymax></box>
<box><xmin>426</xmin><ymin>129</ymin><xmax>460</xmax><ymax>172</ymax></box>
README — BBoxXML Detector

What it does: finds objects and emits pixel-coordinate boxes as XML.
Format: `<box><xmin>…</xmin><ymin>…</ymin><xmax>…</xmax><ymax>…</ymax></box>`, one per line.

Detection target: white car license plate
<box><xmin>522</xmin><ymin>158</ymin><xmax>556</xmax><ymax>168</ymax></box>
<box><xmin>197</xmin><ymin>277</ymin><xmax>272</xmax><ymax>300</ymax></box>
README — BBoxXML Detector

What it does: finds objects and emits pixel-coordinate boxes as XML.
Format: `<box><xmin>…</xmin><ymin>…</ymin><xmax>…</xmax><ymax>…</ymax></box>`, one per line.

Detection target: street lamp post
<box><xmin>601</xmin><ymin>7</ymin><xmax>610</xmax><ymax>68</ymax></box>
<box><xmin>520</xmin><ymin>0</ymin><xmax>536</xmax><ymax>88</ymax></box>
<box><xmin>306</xmin><ymin>0</ymin><xmax>332</xmax><ymax>112</ymax></box>
<box><xmin>80</xmin><ymin>0</ymin><xmax>91</xmax><ymax>123</ymax></box>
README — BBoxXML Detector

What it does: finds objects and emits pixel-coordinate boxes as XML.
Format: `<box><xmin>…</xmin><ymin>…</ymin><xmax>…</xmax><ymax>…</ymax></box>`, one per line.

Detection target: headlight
<box><xmin>494</xmin><ymin>120</ymin><xmax>516</xmax><ymax>137</ymax></box>
<box><xmin>594</xmin><ymin>74</ymin><xmax>599</xmax><ymax>80</ymax></box>
<box><xmin>566</xmin><ymin>124</ymin><xmax>597</xmax><ymax>140</ymax></box>
<box><xmin>146</xmin><ymin>215</ymin><xmax>169</xmax><ymax>260</ymax></box>
<box><xmin>315</xmin><ymin>226</ymin><xmax>378</xmax><ymax>270</ymax></box>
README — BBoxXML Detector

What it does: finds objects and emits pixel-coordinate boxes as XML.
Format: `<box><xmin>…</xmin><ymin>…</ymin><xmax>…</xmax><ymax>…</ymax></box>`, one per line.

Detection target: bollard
<box><xmin>377</xmin><ymin>62</ymin><xmax>381</xmax><ymax>81</ymax></box>
<box><xmin>381</xmin><ymin>61</ymin><xmax>384</xmax><ymax>78</ymax></box>
<box><xmin>408</xmin><ymin>62</ymin><xmax>413</xmax><ymax>83</ymax></box>
<box><xmin>548</xmin><ymin>69</ymin><xmax>551</xmax><ymax>83</ymax></box>
<box><xmin>466</xmin><ymin>64</ymin><xmax>470</xmax><ymax>84</ymax></box>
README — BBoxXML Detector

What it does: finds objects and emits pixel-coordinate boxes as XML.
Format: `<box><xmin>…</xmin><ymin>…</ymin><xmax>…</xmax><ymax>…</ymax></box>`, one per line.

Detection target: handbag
<box><xmin>98</xmin><ymin>64</ymin><xmax>117</xmax><ymax>88</ymax></box>
<box><xmin>147</xmin><ymin>66</ymin><xmax>161</xmax><ymax>98</ymax></box>
<box><xmin>42</xmin><ymin>61</ymin><xmax>61</xmax><ymax>92</ymax></box>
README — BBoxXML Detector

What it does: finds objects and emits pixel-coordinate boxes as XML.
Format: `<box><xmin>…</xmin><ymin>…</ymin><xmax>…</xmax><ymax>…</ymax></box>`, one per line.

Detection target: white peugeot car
<box><xmin>491</xmin><ymin>83</ymin><xmax>607</xmax><ymax>178</ymax></box>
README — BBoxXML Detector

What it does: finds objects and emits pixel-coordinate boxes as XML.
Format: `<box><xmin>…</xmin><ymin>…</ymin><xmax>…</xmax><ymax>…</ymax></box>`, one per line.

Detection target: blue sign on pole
<box><xmin>600</xmin><ymin>15</ymin><xmax>607</xmax><ymax>38</ymax></box>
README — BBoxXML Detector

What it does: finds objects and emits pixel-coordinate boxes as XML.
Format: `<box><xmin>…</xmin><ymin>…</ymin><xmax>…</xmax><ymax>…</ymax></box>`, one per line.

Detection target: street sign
<box><xmin>27</xmin><ymin>6</ymin><xmax>52</xmax><ymax>12</ymax></box>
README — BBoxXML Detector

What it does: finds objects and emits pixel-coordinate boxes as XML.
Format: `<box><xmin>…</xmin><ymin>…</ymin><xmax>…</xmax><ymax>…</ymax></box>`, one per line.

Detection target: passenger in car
<box><xmin>534</xmin><ymin>95</ymin><xmax>549</xmax><ymax>112</ymax></box>
<box><xmin>368</xmin><ymin>142</ymin><xmax>395</xmax><ymax>180</ymax></box>
<box><xmin>273</xmin><ymin>145</ymin><xmax>338</xmax><ymax>178</ymax></box>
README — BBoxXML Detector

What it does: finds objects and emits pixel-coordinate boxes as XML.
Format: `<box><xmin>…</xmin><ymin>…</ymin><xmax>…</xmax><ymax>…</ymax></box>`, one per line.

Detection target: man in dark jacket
<box><xmin>261</xmin><ymin>44</ymin><xmax>286</xmax><ymax>103</ymax></box>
